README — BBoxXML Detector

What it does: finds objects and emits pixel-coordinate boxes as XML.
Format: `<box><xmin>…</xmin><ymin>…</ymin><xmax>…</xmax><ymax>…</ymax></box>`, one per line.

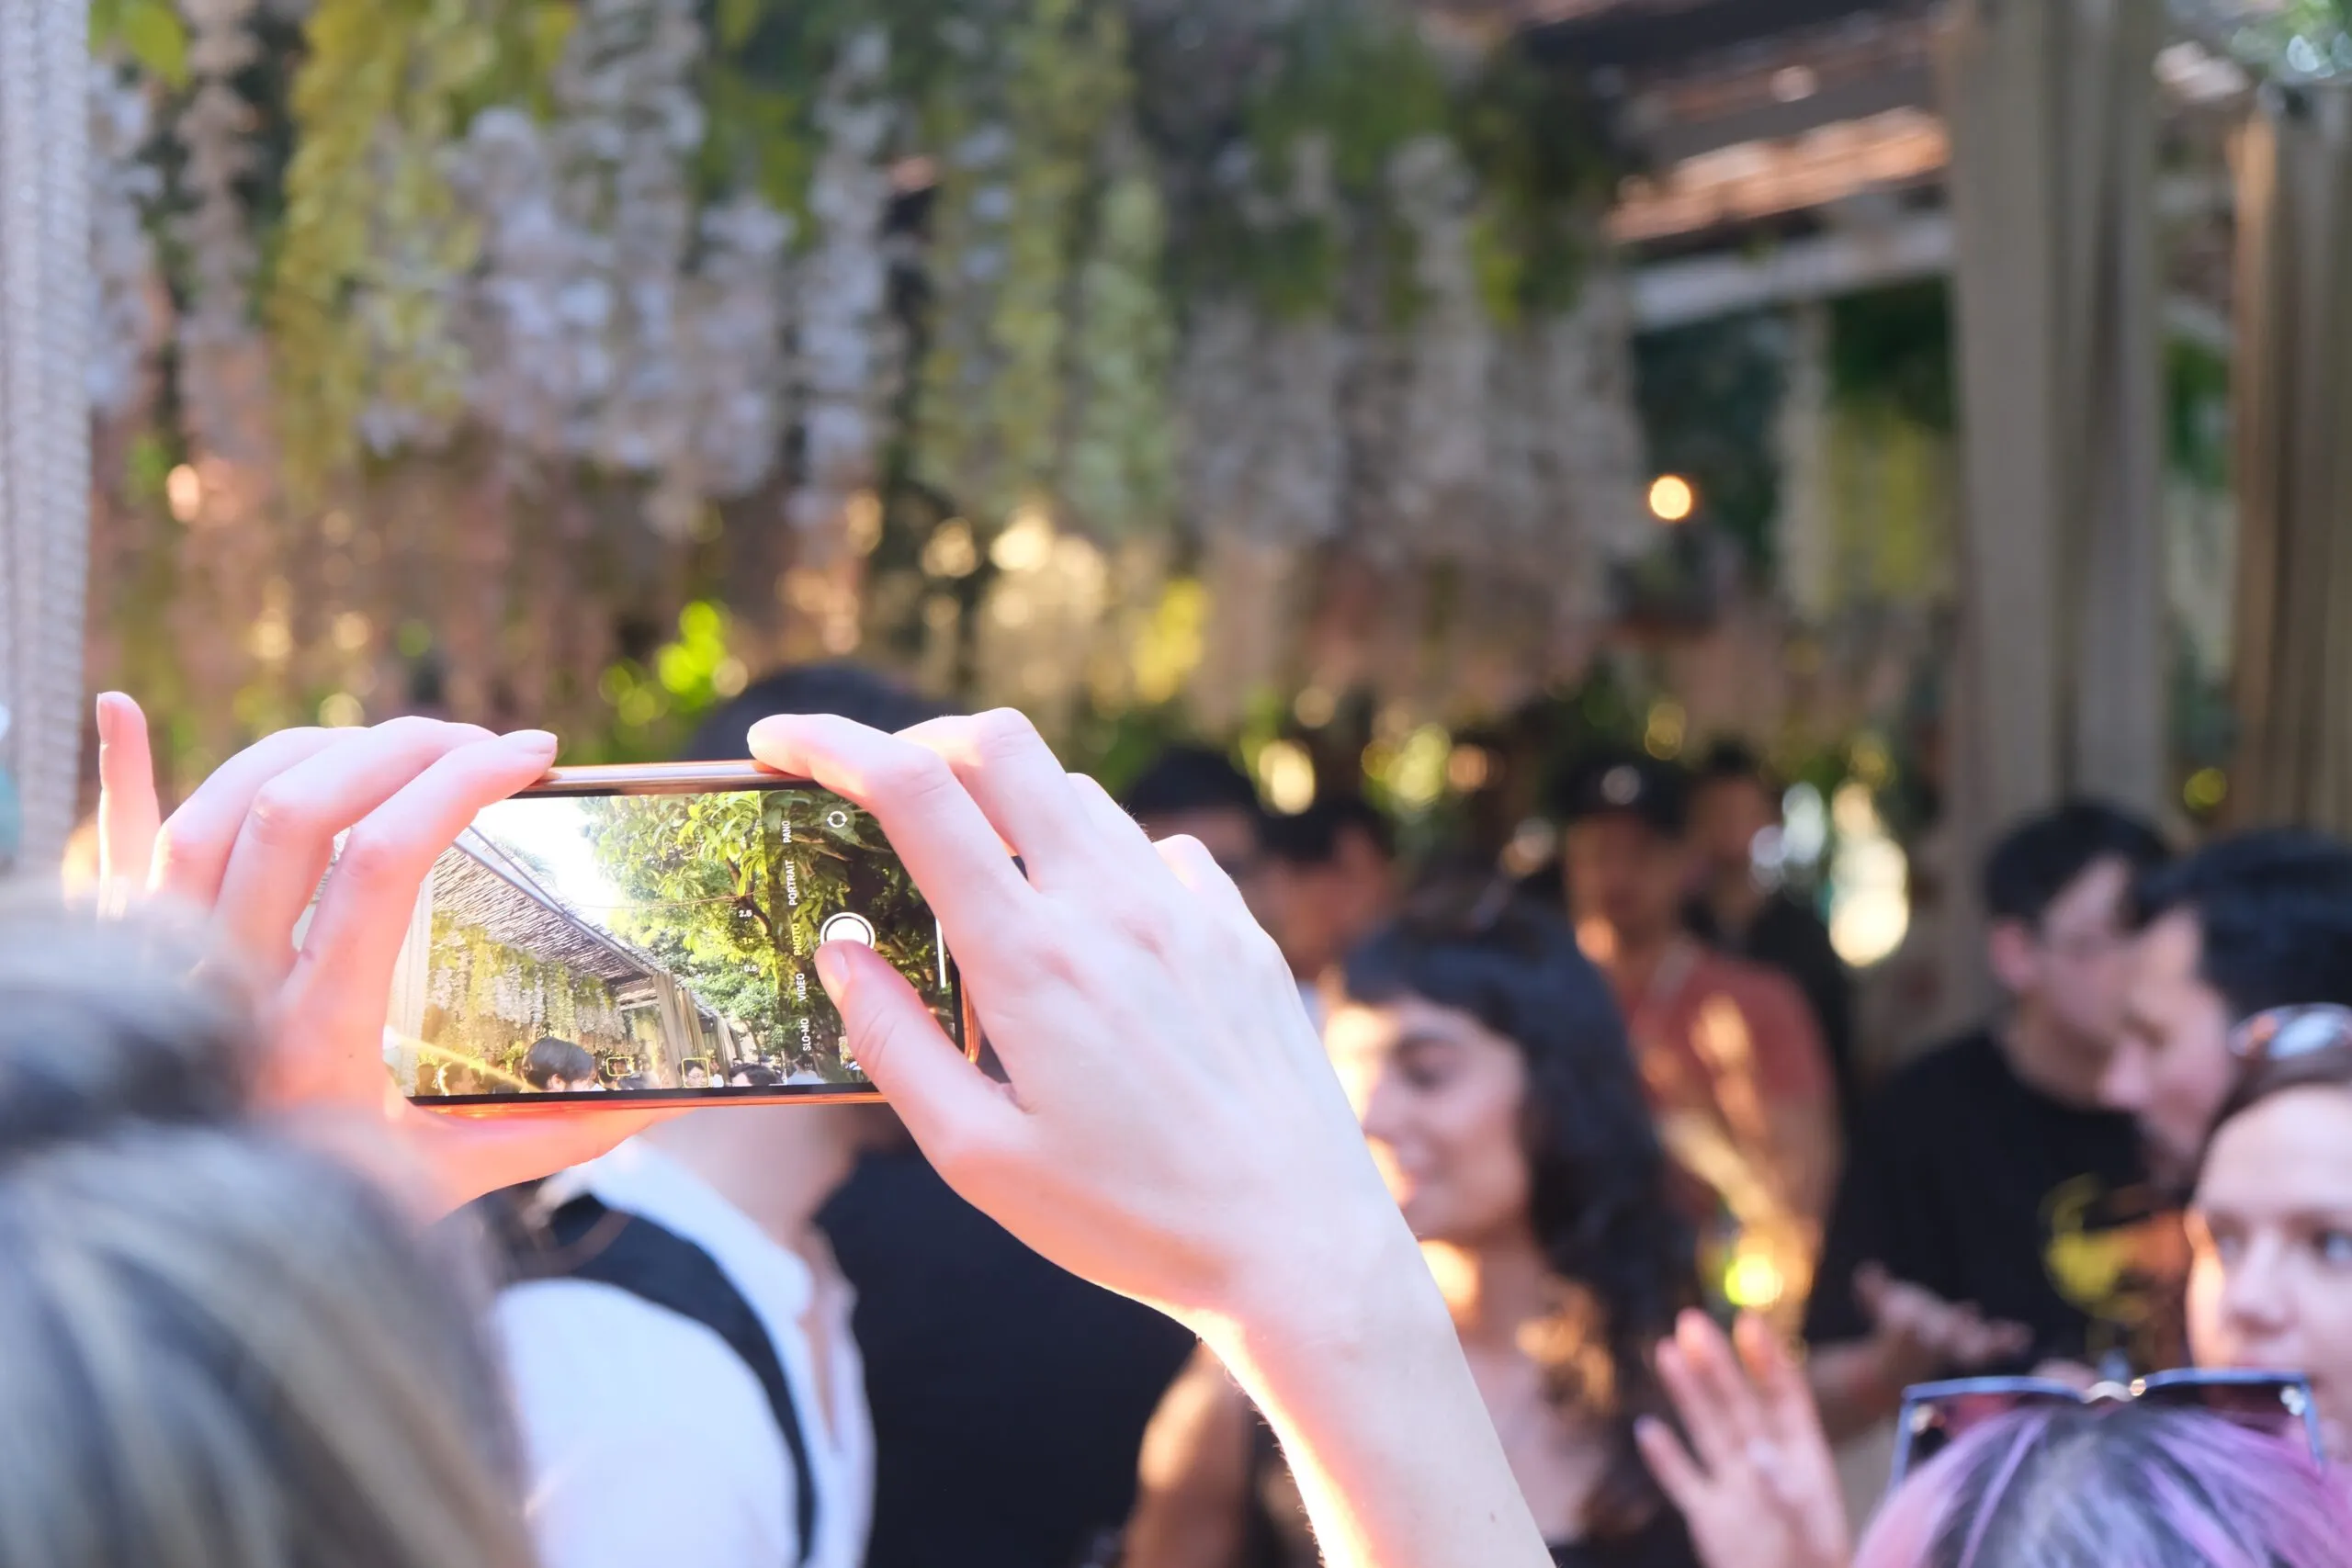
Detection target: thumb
<box><xmin>814</xmin><ymin>940</ymin><xmax>1012</xmax><ymax>1164</ymax></box>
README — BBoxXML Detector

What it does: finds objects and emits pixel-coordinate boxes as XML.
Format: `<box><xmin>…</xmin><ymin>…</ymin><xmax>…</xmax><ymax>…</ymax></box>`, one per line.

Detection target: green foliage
<box><xmin>2167</xmin><ymin>337</ymin><xmax>2230</xmax><ymax>491</ymax></box>
<box><xmin>469</xmin><ymin>1</ymin><xmax>576</xmax><ymax>118</ymax></box>
<box><xmin>1060</xmin><ymin>156</ymin><xmax>1177</xmax><ymax>536</ymax></box>
<box><xmin>582</xmin><ymin>789</ymin><xmax>944</xmax><ymax>1073</ymax></box>
<box><xmin>1634</xmin><ymin>310</ymin><xmax>1790</xmax><ymax>570</ymax></box>
<box><xmin>584</xmin><ymin>790</ymin><xmax>786</xmax><ymax>1044</ymax></box>
<box><xmin>594</xmin><ymin>600</ymin><xmax>740</xmax><ymax>761</ymax></box>
<box><xmin>697</xmin><ymin>0</ymin><xmax>855</xmax><ymax>216</ymax></box>
<box><xmin>1452</xmin><ymin>43</ymin><xmax>1618</xmax><ymax>323</ymax></box>
<box><xmin>1245</xmin><ymin>5</ymin><xmax>1448</xmax><ymax>195</ymax></box>
<box><xmin>1202</xmin><ymin>4</ymin><xmax>1450</xmax><ymax>320</ymax></box>
<box><xmin>1827</xmin><ymin>280</ymin><xmax>1954</xmax><ymax>433</ymax></box>
<box><xmin>269</xmin><ymin>0</ymin><xmax>504</xmax><ymax>492</ymax></box>
<box><xmin>2220</xmin><ymin>0</ymin><xmax>2352</xmax><ymax>80</ymax></box>
<box><xmin>914</xmin><ymin>0</ymin><xmax>1134</xmax><ymax>525</ymax></box>
<box><xmin>92</xmin><ymin>0</ymin><xmax>188</xmax><ymax>85</ymax></box>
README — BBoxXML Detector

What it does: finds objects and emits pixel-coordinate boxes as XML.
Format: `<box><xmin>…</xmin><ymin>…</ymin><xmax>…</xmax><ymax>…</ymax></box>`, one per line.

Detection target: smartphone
<box><xmin>385</xmin><ymin>762</ymin><xmax>969</xmax><ymax>1108</ymax></box>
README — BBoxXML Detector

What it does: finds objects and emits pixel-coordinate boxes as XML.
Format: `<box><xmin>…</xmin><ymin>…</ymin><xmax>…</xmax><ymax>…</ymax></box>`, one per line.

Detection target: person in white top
<box><xmin>497</xmin><ymin>1108</ymin><xmax>884</xmax><ymax>1568</ymax></box>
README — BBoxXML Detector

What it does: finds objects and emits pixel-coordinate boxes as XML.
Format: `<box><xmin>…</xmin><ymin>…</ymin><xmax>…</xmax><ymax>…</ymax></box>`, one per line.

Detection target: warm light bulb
<box><xmin>1724</xmin><ymin>1248</ymin><xmax>1786</xmax><ymax>1310</ymax></box>
<box><xmin>1257</xmin><ymin>740</ymin><xmax>1317</xmax><ymax>816</ymax></box>
<box><xmin>1647</xmin><ymin>474</ymin><xmax>1696</xmax><ymax>524</ymax></box>
<box><xmin>166</xmin><ymin>464</ymin><xmax>203</xmax><ymax>523</ymax></box>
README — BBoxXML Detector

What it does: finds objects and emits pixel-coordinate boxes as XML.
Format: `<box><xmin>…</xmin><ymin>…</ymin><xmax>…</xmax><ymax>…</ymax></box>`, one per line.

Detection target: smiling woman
<box><xmin>1125</xmin><ymin>887</ymin><xmax>1702</xmax><ymax>1568</ymax></box>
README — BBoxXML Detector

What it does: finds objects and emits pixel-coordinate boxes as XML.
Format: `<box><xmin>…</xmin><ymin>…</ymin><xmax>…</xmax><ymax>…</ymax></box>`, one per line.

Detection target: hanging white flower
<box><xmin>490</xmin><ymin>960</ymin><xmax>523</xmax><ymax>1023</ymax></box>
<box><xmin>1059</xmin><ymin>142</ymin><xmax>1176</xmax><ymax>538</ymax></box>
<box><xmin>1178</xmin><ymin>299</ymin><xmax>1345</xmax><ymax>547</ymax></box>
<box><xmin>786</xmin><ymin>23</ymin><xmax>898</xmax><ymax>536</ymax></box>
<box><xmin>684</xmin><ymin>196</ymin><xmax>796</xmax><ymax>494</ymax></box>
<box><xmin>453</xmin><ymin>0</ymin><xmax>795</xmax><ymax>535</ymax></box>
<box><xmin>574</xmin><ymin>7</ymin><xmax>704</xmax><ymax>484</ymax></box>
<box><xmin>449</xmin><ymin>106</ymin><xmax>586</xmax><ymax>462</ymax></box>
<box><xmin>1533</xmin><ymin>270</ymin><xmax>1650</xmax><ymax>618</ymax></box>
<box><xmin>1381</xmin><ymin>134</ymin><xmax>1492</xmax><ymax>557</ymax></box>
<box><xmin>1179</xmin><ymin>134</ymin><xmax>1346</xmax><ymax>548</ymax></box>
<box><xmin>87</xmin><ymin>58</ymin><xmax>166</xmax><ymax>419</ymax></box>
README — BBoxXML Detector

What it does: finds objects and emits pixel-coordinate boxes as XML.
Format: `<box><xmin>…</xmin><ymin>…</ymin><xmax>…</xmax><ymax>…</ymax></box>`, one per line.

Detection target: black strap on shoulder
<box><xmin>527</xmin><ymin>1192</ymin><xmax>818</xmax><ymax>1565</ymax></box>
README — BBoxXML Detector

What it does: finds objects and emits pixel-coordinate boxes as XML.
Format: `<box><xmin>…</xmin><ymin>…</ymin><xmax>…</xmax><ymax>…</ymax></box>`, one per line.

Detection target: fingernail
<box><xmin>95</xmin><ymin>694</ymin><xmax>119</xmax><ymax>743</ymax></box>
<box><xmin>510</xmin><ymin>729</ymin><xmax>559</xmax><ymax>752</ymax></box>
<box><xmin>814</xmin><ymin>942</ymin><xmax>853</xmax><ymax>1002</ymax></box>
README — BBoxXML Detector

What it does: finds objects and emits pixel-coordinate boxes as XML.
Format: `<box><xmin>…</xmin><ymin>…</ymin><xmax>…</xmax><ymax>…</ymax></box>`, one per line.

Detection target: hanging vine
<box><xmin>92</xmin><ymin>0</ymin><xmax>1641</xmax><ymax>778</ymax></box>
<box><xmin>269</xmin><ymin>0</ymin><xmax>500</xmax><ymax>492</ymax></box>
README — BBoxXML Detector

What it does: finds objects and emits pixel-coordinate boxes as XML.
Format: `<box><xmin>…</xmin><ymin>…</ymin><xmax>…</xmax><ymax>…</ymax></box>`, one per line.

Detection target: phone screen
<box><xmin>387</xmin><ymin>778</ymin><xmax>957</xmax><ymax>1104</ymax></box>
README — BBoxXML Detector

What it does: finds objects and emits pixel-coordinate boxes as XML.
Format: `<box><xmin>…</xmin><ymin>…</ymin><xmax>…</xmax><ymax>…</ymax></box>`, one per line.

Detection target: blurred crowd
<box><xmin>20</xmin><ymin>661</ymin><xmax>2352</xmax><ymax>1568</ymax></box>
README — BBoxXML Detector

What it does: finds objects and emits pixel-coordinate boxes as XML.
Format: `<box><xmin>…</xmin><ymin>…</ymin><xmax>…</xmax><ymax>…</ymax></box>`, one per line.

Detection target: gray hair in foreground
<box><xmin>0</xmin><ymin>899</ymin><xmax>534</xmax><ymax>1568</ymax></box>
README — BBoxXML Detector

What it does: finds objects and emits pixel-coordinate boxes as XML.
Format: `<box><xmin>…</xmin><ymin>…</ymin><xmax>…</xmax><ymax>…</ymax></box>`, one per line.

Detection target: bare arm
<box><xmin>1125</xmin><ymin>1346</ymin><xmax>1252</xmax><ymax>1568</ymax></box>
<box><xmin>752</xmin><ymin>711</ymin><xmax>1555</xmax><ymax>1568</ymax></box>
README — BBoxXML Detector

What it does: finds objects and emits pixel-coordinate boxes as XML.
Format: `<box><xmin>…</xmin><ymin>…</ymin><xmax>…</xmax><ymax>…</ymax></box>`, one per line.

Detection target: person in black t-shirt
<box><xmin>822</xmin><ymin>1149</ymin><xmax>1194</xmax><ymax>1568</ymax></box>
<box><xmin>1682</xmin><ymin>743</ymin><xmax>1859</xmax><ymax>1135</ymax></box>
<box><xmin>2104</xmin><ymin>830</ymin><xmax>2352</xmax><ymax>1186</ymax></box>
<box><xmin>1804</xmin><ymin>802</ymin><xmax>2178</xmax><ymax>1442</ymax></box>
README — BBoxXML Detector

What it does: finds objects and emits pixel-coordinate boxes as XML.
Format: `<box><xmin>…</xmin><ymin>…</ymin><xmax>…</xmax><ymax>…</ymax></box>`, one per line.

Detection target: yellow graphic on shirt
<box><xmin>2041</xmin><ymin>1176</ymin><xmax>2186</xmax><ymax>1365</ymax></box>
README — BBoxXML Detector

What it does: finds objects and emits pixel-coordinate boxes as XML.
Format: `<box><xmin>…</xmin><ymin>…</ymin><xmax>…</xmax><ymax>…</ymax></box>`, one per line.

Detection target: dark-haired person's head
<box><xmin>1854</xmin><ymin>1402</ymin><xmax>2348</xmax><ymax>1568</ymax></box>
<box><xmin>1119</xmin><ymin>746</ymin><xmax>1268</xmax><ymax>908</ymax></box>
<box><xmin>729</xmin><ymin>1063</ymin><xmax>780</xmax><ymax>1089</ymax></box>
<box><xmin>1979</xmin><ymin>800</ymin><xmax>2168</xmax><ymax>1085</ymax></box>
<box><xmin>2109</xmin><ymin>829</ymin><xmax>2352</xmax><ymax>1178</ymax></box>
<box><xmin>521</xmin><ymin>1036</ymin><xmax>597</xmax><ymax>1093</ymax></box>
<box><xmin>1327</xmin><ymin>886</ymin><xmax>1694</xmax><ymax>1541</ymax></box>
<box><xmin>1555</xmin><ymin>752</ymin><xmax>1690</xmax><ymax>961</ymax></box>
<box><xmin>676</xmin><ymin>661</ymin><xmax>948</xmax><ymax>762</ymax></box>
<box><xmin>1687</xmin><ymin>740</ymin><xmax>1780</xmax><ymax>890</ymax></box>
<box><xmin>1263</xmin><ymin>794</ymin><xmax>1398</xmax><ymax>983</ymax></box>
<box><xmin>681</xmin><ymin>1060</ymin><xmax>711</xmax><ymax>1089</ymax></box>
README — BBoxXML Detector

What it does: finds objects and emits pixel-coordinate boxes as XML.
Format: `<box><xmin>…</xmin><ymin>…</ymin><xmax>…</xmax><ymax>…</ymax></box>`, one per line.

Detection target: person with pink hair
<box><xmin>1640</xmin><ymin>1311</ymin><xmax>2349</xmax><ymax>1568</ymax></box>
<box><xmin>1851</xmin><ymin>1401</ymin><xmax>2347</xmax><ymax>1568</ymax></box>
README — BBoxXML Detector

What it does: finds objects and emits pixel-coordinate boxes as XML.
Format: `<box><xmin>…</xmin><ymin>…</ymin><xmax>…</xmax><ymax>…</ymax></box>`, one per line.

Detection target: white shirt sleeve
<box><xmin>497</xmin><ymin>1279</ymin><xmax>797</xmax><ymax>1568</ymax></box>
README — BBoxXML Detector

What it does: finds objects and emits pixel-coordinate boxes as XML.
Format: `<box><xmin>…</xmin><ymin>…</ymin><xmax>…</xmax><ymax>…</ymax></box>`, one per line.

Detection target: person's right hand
<box><xmin>764</xmin><ymin>710</ymin><xmax>1559</xmax><ymax>1568</ymax></box>
<box><xmin>1637</xmin><ymin>1311</ymin><xmax>1849</xmax><ymax>1568</ymax></box>
<box><xmin>1856</xmin><ymin>1263</ymin><xmax>2033</xmax><ymax>1386</ymax></box>
<box><xmin>748</xmin><ymin>709</ymin><xmax>1411</xmax><ymax>1329</ymax></box>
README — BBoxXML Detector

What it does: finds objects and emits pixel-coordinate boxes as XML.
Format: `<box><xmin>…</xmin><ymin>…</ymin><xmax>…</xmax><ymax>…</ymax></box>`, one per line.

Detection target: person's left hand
<box><xmin>96</xmin><ymin>693</ymin><xmax>673</xmax><ymax>1213</ymax></box>
<box><xmin>1636</xmin><ymin>1311</ymin><xmax>1851</xmax><ymax>1568</ymax></box>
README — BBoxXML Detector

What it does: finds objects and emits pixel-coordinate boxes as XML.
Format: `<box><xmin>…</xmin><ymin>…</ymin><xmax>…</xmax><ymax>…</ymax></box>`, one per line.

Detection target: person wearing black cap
<box><xmin>1556</xmin><ymin>752</ymin><xmax>1838</xmax><ymax>1252</ymax></box>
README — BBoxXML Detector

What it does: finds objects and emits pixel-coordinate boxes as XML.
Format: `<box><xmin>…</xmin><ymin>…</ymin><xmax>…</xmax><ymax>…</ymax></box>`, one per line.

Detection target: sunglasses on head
<box><xmin>1889</xmin><ymin>1368</ymin><xmax>2322</xmax><ymax>1486</ymax></box>
<box><xmin>2230</xmin><ymin>1004</ymin><xmax>2352</xmax><ymax>1063</ymax></box>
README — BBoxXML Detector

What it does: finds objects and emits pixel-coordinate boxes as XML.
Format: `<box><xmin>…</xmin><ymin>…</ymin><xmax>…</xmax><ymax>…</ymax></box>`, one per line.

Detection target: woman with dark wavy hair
<box><xmin>1125</xmin><ymin>887</ymin><xmax>1702</xmax><ymax>1568</ymax></box>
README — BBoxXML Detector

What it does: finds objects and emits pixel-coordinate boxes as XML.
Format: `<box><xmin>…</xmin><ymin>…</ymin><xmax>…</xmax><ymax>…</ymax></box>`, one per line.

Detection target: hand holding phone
<box><xmin>93</xmin><ymin>696</ymin><xmax>673</xmax><ymax>1213</ymax></box>
<box><xmin>747</xmin><ymin>710</ymin><xmax>1556</xmax><ymax>1568</ymax></box>
<box><xmin>391</xmin><ymin>764</ymin><xmax>968</xmax><ymax>1110</ymax></box>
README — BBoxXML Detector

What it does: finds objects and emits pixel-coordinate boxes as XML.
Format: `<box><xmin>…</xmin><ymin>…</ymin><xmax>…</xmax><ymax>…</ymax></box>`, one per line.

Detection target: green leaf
<box><xmin>718</xmin><ymin>0</ymin><xmax>765</xmax><ymax>51</ymax></box>
<box><xmin>94</xmin><ymin>0</ymin><xmax>189</xmax><ymax>85</ymax></box>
